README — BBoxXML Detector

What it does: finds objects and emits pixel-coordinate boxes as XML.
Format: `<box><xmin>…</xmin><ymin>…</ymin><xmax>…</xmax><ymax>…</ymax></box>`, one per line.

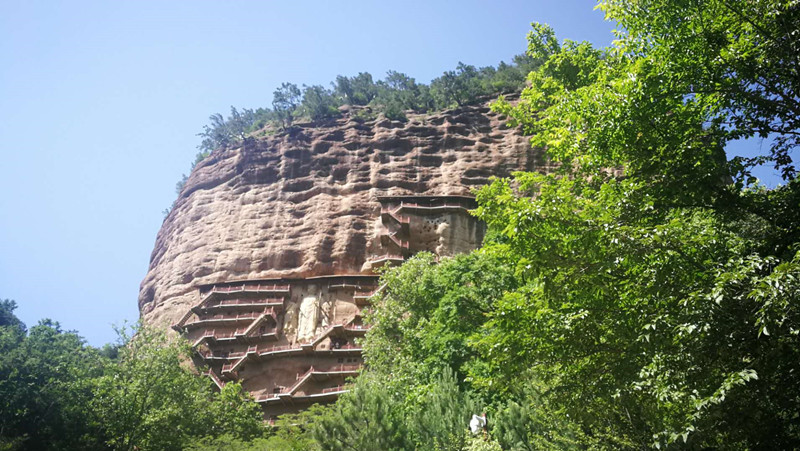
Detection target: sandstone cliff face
<box><xmin>140</xmin><ymin>101</ymin><xmax>544</xmax><ymax>328</ymax></box>
<box><xmin>138</xmin><ymin>101</ymin><xmax>547</xmax><ymax>413</ymax></box>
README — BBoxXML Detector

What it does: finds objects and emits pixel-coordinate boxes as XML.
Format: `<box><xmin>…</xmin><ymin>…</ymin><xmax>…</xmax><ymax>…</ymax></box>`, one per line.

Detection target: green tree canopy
<box><xmin>477</xmin><ymin>4</ymin><xmax>800</xmax><ymax>446</ymax></box>
<box><xmin>273</xmin><ymin>82</ymin><xmax>302</xmax><ymax>128</ymax></box>
<box><xmin>92</xmin><ymin>324</ymin><xmax>265</xmax><ymax>451</ymax></box>
<box><xmin>333</xmin><ymin>73</ymin><xmax>378</xmax><ymax>106</ymax></box>
<box><xmin>311</xmin><ymin>368</ymin><xmax>479</xmax><ymax>451</ymax></box>
<box><xmin>602</xmin><ymin>0</ymin><xmax>800</xmax><ymax>180</ymax></box>
<box><xmin>0</xmin><ymin>303</ymin><xmax>108</xmax><ymax>450</ymax></box>
<box><xmin>300</xmin><ymin>85</ymin><xmax>342</xmax><ymax>121</ymax></box>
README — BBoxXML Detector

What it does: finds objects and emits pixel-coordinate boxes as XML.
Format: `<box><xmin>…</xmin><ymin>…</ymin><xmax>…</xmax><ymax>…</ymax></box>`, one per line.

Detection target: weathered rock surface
<box><xmin>139</xmin><ymin>101</ymin><xmax>546</xmax><ymax>329</ymax></box>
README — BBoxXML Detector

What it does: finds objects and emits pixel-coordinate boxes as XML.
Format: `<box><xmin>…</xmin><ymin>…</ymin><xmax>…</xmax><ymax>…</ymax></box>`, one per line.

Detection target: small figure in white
<box><xmin>469</xmin><ymin>412</ymin><xmax>487</xmax><ymax>435</ymax></box>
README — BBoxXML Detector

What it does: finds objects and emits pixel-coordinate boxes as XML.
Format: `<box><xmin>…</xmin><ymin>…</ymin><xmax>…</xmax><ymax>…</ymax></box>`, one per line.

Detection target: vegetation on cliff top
<box><xmin>164</xmin><ymin>54</ymin><xmax>539</xmax><ymax>207</ymax></box>
<box><xmin>193</xmin><ymin>53</ymin><xmax>539</xmax><ymax>152</ymax></box>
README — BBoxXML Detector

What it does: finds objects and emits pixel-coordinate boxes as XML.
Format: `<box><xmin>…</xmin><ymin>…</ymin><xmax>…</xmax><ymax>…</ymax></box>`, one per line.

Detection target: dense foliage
<box><xmin>0</xmin><ymin>300</ymin><xmax>107</xmax><ymax>450</ymax></box>
<box><xmin>473</xmin><ymin>176</ymin><xmax>800</xmax><ymax>448</ymax></box>
<box><xmin>311</xmin><ymin>368</ymin><xmax>490</xmax><ymax>451</ymax></box>
<box><xmin>206</xmin><ymin>53</ymin><xmax>537</xmax><ymax>140</ymax></box>
<box><xmin>92</xmin><ymin>326</ymin><xmax>264</xmax><ymax>450</ymax></box>
<box><xmin>0</xmin><ymin>302</ymin><xmax>267</xmax><ymax>451</ymax></box>
<box><xmin>471</xmin><ymin>1</ymin><xmax>799</xmax><ymax>445</ymax></box>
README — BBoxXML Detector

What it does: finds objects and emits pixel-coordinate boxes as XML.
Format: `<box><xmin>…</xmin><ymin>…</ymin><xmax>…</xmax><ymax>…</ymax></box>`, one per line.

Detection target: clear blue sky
<box><xmin>0</xmin><ymin>1</ymin><xmax>780</xmax><ymax>346</ymax></box>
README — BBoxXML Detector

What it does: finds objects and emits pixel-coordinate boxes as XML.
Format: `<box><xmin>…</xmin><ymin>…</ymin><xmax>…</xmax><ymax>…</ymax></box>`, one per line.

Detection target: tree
<box><xmin>473</xmin><ymin>176</ymin><xmax>800</xmax><ymax>449</ymax></box>
<box><xmin>491</xmin><ymin>381</ymin><xmax>586</xmax><ymax>451</ymax></box>
<box><xmin>600</xmin><ymin>0</ymin><xmax>800</xmax><ymax>181</ymax></box>
<box><xmin>225</xmin><ymin>107</ymin><xmax>256</xmax><ymax>141</ymax></box>
<box><xmin>496</xmin><ymin>5</ymin><xmax>799</xmax><ymax>203</ymax></box>
<box><xmin>196</xmin><ymin>107</ymin><xmax>261</xmax><ymax>155</ymax></box>
<box><xmin>273</xmin><ymin>82</ymin><xmax>301</xmax><ymax>128</ymax></box>
<box><xmin>184</xmin><ymin>432</ymin><xmax>318</xmax><ymax>451</ymax></box>
<box><xmin>92</xmin><ymin>324</ymin><xmax>265</xmax><ymax>451</ymax></box>
<box><xmin>486</xmin><ymin>61</ymin><xmax>525</xmax><ymax>95</ymax></box>
<box><xmin>379</xmin><ymin>70</ymin><xmax>435</xmax><ymax>113</ymax></box>
<box><xmin>0</xmin><ymin>303</ymin><xmax>109</xmax><ymax>450</ymax></box>
<box><xmin>477</xmin><ymin>10</ymin><xmax>800</xmax><ymax>447</ymax></box>
<box><xmin>196</xmin><ymin>112</ymin><xmax>231</xmax><ymax>153</ymax></box>
<box><xmin>407</xmin><ymin>367</ymin><xmax>477</xmax><ymax>451</ymax></box>
<box><xmin>333</xmin><ymin>73</ymin><xmax>377</xmax><ymax>106</ymax></box>
<box><xmin>312</xmin><ymin>374</ymin><xmax>410</xmax><ymax>450</ymax></box>
<box><xmin>0</xmin><ymin>300</ymin><xmax>24</xmax><ymax>331</ymax></box>
<box><xmin>364</xmin><ymin>252</ymin><xmax>517</xmax><ymax>389</ymax></box>
<box><xmin>300</xmin><ymin>85</ymin><xmax>341</xmax><ymax>121</ymax></box>
<box><xmin>431</xmin><ymin>62</ymin><xmax>487</xmax><ymax>108</ymax></box>
<box><xmin>0</xmin><ymin>303</ymin><xmax>266</xmax><ymax>450</ymax></box>
<box><xmin>311</xmin><ymin>368</ymin><xmax>480</xmax><ymax>451</ymax></box>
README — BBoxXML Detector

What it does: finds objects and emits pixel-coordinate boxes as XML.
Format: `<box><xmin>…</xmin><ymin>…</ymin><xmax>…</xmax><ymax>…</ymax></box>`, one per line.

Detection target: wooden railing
<box><xmin>185</xmin><ymin>307</ymin><xmax>277</xmax><ymax>330</ymax></box>
<box><xmin>321</xmin><ymin>385</ymin><xmax>348</xmax><ymax>394</ymax></box>
<box><xmin>197</xmin><ymin>349</ymin><xmax>234</xmax><ymax>360</ymax></box>
<box><xmin>199</xmin><ymin>312</ymin><xmax>261</xmax><ymax>322</ymax></box>
<box><xmin>296</xmin><ymin>366</ymin><xmax>315</xmax><ymax>380</ymax></box>
<box><xmin>195</xmin><ymin>325</ymin><xmax>277</xmax><ymax>343</ymax></box>
<box><xmin>282</xmin><ymin>366</ymin><xmax>316</xmax><ymax>395</ymax></box>
<box><xmin>238</xmin><ymin>311</ymin><xmax>277</xmax><ymax>337</ymax></box>
<box><xmin>385</xmin><ymin>232</ymin><xmax>410</xmax><ymax>249</ymax></box>
<box><xmin>172</xmin><ymin>309</ymin><xmax>196</xmax><ymax>331</ymax></box>
<box><xmin>367</xmin><ymin>254</ymin><xmax>405</xmax><ymax>264</ymax></box>
<box><xmin>328</xmin><ymin>281</ymin><xmax>365</xmax><ymax>290</ymax></box>
<box><xmin>256</xmin><ymin>344</ymin><xmax>301</xmax><ymax>356</ymax></box>
<box><xmin>207</xmin><ymin>369</ymin><xmax>226</xmax><ymax>390</ymax></box>
<box><xmin>285</xmin><ymin>364</ymin><xmax>362</xmax><ymax>395</ymax></box>
<box><xmin>184</xmin><ymin>312</ymin><xmax>259</xmax><ymax>329</ymax></box>
<box><xmin>307</xmin><ymin>323</ymin><xmax>339</xmax><ymax>348</ymax></box>
<box><xmin>201</xmin><ymin>341</ymin><xmax>283</xmax><ymax>361</ymax></box>
<box><xmin>266</xmin><ymin>344</ymin><xmax>297</xmax><ymax>352</ymax></box>
<box><xmin>393</xmin><ymin>201</ymin><xmax>472</xmax><ymax>211</ymax></box>
<box><xmin>381</xmin><ymin>207</ymin><xmax>410</xmax><ymax>224</ymax></box>
<box><xmin>325</xmin><ymin>364</ymin><xmax>361</xmax><ymax>373</ymax></box>
<box><xmin>208</xmin><ymin>283</ymin><xmax>290</xmax><ymax>294</ymax></box>
<box><xmin>256</xmin><ymin>377</ymin><xmax>356</xmax><ymax>402</ymax></box>
<box><xmin>203</xmin><ymin>297</ymin><xmax>284</xmax><ymax>309</ymax></box>
<box><xmin>345</xmin><ymin>324</ymin><xmax>370</xmax><ymax>332</ymax></box>
<box><xmin>331</xmin><ymin>343</ymin><xmax>362</xmax><ymax>350</ymax></box>
<box><xmin>256</xmin><ymin>393</ymin><xmax>276</xmax><ymax>402</ymax></box>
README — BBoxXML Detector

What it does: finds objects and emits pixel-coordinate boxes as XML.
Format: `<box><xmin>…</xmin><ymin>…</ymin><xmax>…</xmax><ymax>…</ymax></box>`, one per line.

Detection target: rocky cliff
<box><xmin>138</xmin><ymin>100</ymin><xmax>548</xmax><ymax>415</ymax></box>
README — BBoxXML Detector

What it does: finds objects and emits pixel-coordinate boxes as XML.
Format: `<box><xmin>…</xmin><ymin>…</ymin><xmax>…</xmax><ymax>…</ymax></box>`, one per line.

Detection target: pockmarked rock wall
<box><xmin>138</xmin><ymin>100</ymin><xmax>549</xmax><ymax>416</ymax></box>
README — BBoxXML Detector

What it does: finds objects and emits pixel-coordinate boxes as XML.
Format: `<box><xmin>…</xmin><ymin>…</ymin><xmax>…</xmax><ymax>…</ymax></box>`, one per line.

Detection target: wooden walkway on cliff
<box><xmin>171</xmin><ymin>275</ymin><xmax>380</xmax><ymax>404</ymax></box>
<box><xmin>214</xmin><ymin>318</ymin><xmax>369</xmax><ymax>377</ymax></box>
<box><xmin>256</xmin><ymin>364</ymin><xmax>361</xmax><ymax>405</ymax></box>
